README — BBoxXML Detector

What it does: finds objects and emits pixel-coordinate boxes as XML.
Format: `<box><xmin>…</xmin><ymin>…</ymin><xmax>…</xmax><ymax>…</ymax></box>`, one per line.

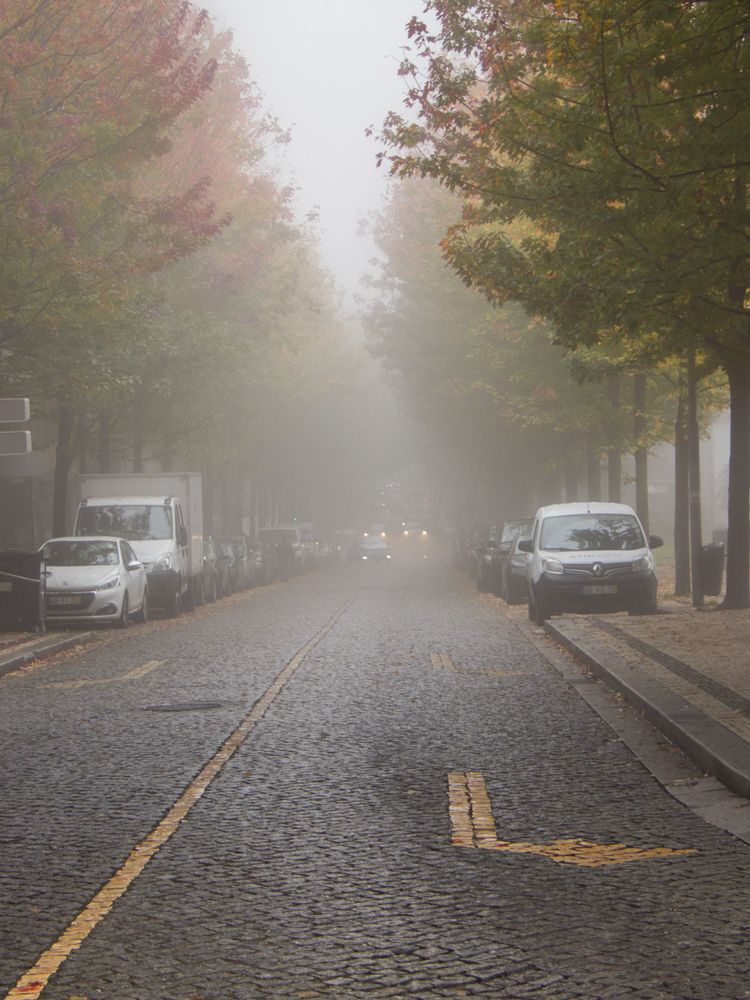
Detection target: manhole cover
<box><xmin>144</xmin><ymin>701</ymin><xmax>228</xmax><ymax>712</ymax></box>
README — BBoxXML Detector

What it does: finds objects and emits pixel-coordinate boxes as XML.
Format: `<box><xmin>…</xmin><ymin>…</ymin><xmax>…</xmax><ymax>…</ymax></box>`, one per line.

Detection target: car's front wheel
<box><xmin>133</xmin><ymin>588</ymin><xmax>148</xmax><ymax>624</ymax></box>
<box><xmin>116</xmin><ymin>592</ymin><xmax>130</xmax><ymax>628</ymax></box>
<box><xmin>528</xmin><ymin>589</ymin><xmax>549</xmax><ymax>626</ymax></box>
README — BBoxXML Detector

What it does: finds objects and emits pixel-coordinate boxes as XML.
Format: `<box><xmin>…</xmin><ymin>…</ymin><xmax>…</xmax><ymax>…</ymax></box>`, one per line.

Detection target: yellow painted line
<box><xmin>5</xmin><ymin>597</ymin><xmax>357</xmax><ymax>1000</ymax></box>
<box><xmin>430</xmin><ymin>652</ymin><xmax>455</xmax><ymax>671</ymax></box>
<box><xmin>121</xmin><ymin>659</ymin><xmax>166</xmax><ymax>681</ymax></box>
<box><xmin>44</xmin><ymin>660</ymin><xmax>167</xmax><ymax>689</ymax></box>
<box><xmin>447</xmin><ymin>772</ymin><xmax>697</xmax><ymax>867</ymax></box>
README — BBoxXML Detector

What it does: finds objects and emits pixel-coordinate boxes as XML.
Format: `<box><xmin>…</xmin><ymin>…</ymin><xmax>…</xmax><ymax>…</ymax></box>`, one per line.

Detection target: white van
<box><xmin>518</xmin><ymin>501</ymin><xmax>662</xmax><ymax>624</ymax></box>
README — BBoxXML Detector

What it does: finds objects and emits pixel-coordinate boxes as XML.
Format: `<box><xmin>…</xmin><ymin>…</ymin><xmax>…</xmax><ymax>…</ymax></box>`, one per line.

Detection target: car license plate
<box><xmin>49</xmin><ymin>595</ymin><xmax>82</xmax><ymax>606</ymax></box>
<box><xmin>582</xmin><ymin>585</ymin><xmax>618</xmax><ymax>595</ymax></box>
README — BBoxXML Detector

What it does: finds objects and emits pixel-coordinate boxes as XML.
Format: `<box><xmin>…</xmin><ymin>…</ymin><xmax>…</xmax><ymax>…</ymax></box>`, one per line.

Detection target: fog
<box><xmin>204</xmin><ymin>0</ymin><xmax>422</xmax><ymax>301</ymax></box>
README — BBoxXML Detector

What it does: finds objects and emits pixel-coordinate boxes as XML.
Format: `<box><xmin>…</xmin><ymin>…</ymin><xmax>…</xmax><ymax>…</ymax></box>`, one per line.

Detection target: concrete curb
<box><xmin>0</xmin><ymin>631</ymin><xmax>97</xmax><ymax>679</ymax></box>
<box><xmin>546</xmin><ymin>617</ymin><xmax>750</xmax><ymax>801</ymax></box>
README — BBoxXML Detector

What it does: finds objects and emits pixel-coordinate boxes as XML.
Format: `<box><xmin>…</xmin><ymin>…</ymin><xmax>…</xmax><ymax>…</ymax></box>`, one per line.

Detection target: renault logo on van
<box><xmin>592</xmin><ymin>562</ymin><xmax>604</xmax><ymax>577</ymax></box>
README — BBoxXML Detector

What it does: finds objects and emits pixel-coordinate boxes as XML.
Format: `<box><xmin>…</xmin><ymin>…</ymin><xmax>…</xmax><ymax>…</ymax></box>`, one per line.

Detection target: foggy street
<box><xmin>2</xmin><ymin>545</ymin><xmax>749</xmax><ymax>1000</ymax></box>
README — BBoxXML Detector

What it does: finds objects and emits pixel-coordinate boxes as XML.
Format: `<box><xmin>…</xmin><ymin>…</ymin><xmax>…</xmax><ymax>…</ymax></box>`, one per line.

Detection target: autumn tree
<box><xmin>380</xmin><ymin>0</ymin><xmax>749</xmax><ymax>605</ymax></box>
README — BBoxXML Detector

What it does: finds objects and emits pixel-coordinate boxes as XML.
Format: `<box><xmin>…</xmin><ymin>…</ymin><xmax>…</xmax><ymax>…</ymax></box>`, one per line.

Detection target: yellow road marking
<box><xmin>6</xmin><ymin>598</ymin><xmax>356</xmax><ymax>1000</ymax></box>
<box><xmin>44</xmin><ymin>660</ymin><xmax>167</xmax><ymax>689</ymax></box>
<box><xmin>430</xmin><ymin>652</ymin><xmax>455</xmax><ymax>670</ymax></box>
<box><xmin>121</xmin><ymin>659</ymin><xmax>166</xmax><ymax>681</ymax></box>
<box><xmin>447</xmin><ymin>772</ymin><xmax>696</xmax><ymax>867</ymax></box>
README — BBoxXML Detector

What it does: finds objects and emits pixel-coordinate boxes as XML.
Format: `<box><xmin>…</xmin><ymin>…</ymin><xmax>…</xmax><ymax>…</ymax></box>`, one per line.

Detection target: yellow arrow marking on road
<box><xmin>44</xmin><ymin>660</ymin><xmax>166</xmax><ymax>689</ymax></box>
<box><xmin>448</xmin><ymin>772</ymin><xmax>697</xmax><ymax>867</ymax></box>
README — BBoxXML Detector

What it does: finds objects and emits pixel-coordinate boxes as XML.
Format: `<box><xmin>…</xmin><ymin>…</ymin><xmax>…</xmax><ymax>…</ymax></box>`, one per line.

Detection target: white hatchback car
<box><xmin>41</xmin><ymin>537</ymin><xmax>148</xmax><ymax>627</ymax></box>
<box><xmin>518</xmin><ymin>502</ymin><xmax>662</xmax><ymax>625</ymax></box>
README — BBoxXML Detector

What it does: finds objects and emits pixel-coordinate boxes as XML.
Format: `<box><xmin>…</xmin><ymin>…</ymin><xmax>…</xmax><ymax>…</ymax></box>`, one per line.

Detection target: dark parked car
<box><xmin>473</xmin><ymin>536</ymin><xmax>500</xmax><ymax>592</ymax></box>
<box><xmin>490</xmin><ymin>518</ymin><xmax>533</xmax><ymax>596</ymax></box>
<box><xmin>218</xmin><ymin>536</ymin><xmax>253</xmax><ymax>591</ymax></box>
<box><xmin>501</xmin><ymin>521</ymin><xmax>533</xmax><ymax>604</ymax></box>
<box><xmin>249</xmin><ymin>539</ymin><xmax>277</xmax><ymax>585</ymax></box>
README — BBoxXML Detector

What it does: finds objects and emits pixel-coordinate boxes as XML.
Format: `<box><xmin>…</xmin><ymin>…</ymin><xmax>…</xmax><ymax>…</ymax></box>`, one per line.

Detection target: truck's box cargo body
<box><xmin>70</xmin><ymin>473</ymin><xmax>203</xmax><ymax>614</ymax></box>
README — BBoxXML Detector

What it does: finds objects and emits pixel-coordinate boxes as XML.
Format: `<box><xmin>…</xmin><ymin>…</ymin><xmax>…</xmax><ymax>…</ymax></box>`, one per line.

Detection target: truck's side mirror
<box><xmin>517</xmin><ymin>539</ymin><xmax>533</xmax><ymax>553</ymax></box>
<box><xmin>178</xmin><ymin>525</ymin><xmax>188</xmax><ymax>547</ymax></box>
<box><xmin>648</xmin><ymin>534</ymin><xmax>664</xmax><ymax>549</ymax></box>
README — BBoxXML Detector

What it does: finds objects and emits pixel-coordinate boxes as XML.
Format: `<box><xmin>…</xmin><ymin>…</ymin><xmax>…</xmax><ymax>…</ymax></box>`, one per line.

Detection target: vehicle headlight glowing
<box><xmin>95</xmin><ymin>575</ymin><xmax>120</xmax><ymax>591</ymax></box>
<box><xmin>154</xmin><ymin>553</ymin><xmax>172</xmax><ymax>572</ymax></box>
<box><xmin>541</xmin><ymin>557</ymin><xmax>564</xmax><ymax>575</ymax></box>
<box><xmin>386</xmin><ymin>554</ymin><xmax>391</xmax><ymax>559</ymax></box>
<box><xmin>421</xmin><ymin>529</ymin><xmax>428</xmax><ymax>536</ymax></box>
<box><xmin>403</xmin><ymin>530</ymin><xmax>409</xmax><ymax>536</ymax></box>
<box><xmin>361</xmin><ymin>555</ymin><xmax>368</xmax><ymax>560</ymax></box>
<box><xmin>632</xmin><ymin>554</ymin><xmax>653</xmax><ymax>572</ymax></box>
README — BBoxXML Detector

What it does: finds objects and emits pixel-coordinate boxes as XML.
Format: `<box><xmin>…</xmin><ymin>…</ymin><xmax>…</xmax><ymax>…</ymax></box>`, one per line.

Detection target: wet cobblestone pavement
<box><xmin>1</xmin><ymin>548</ymin><xmax>749</xmax><ymax>999</ymax></box>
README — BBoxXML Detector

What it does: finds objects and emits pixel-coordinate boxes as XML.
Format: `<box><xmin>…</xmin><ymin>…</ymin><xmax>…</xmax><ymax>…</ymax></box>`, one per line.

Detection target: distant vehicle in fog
<box><xmin>256</xmin><ymin>526</ymin><xmax>304</xmax><ymax>575</ymax></box>
<box><xmin>352</xmin><ymin>535</ymin><xmax>392</xmax><ymax>562</ymax></box>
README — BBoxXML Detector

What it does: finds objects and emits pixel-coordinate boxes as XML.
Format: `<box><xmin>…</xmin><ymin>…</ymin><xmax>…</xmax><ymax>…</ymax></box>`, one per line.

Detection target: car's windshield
<box><xmin>540</xmin><ymin>514</ymin><xmax>645</xmax><ymax>551</ymax></box>
<box><xmin>77</xmin><ymin>504</ymin><xmax>172</xmax><ymax>541</ymax></box>
<box><xmin>361</xmin><ymin>537</ymin><xmax>387</xmax><ymax>549</ymax></box>
<box><xmin>42</xmin><ymin>540</ymin><xmax>119</xmax><ymax>566</ymax></box>
<box><xmin>502</xmin><ymin>520</ymin><xmax>530</xmax><ymax>543</ymax></box>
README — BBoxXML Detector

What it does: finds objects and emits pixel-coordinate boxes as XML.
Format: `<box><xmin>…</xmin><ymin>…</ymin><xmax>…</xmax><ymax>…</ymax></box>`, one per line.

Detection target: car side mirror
<box><xmin>517</xmin><ymin>539</ymin><xmax>533</xmax><ymax>553</ymax></box>
<box><xmin>127</xmin><ymin>560</ymin><xmax>142</xmax><ymax>571</ymax></box>
<box><xmin>648</xmin><ymin>534</ymin><xmax>664</xmax><ymax>549</ymax></box>
<box><xmin>178</xmin><ymin>526</ymin><xmax>188</xmax><ymax>547</ymax></box>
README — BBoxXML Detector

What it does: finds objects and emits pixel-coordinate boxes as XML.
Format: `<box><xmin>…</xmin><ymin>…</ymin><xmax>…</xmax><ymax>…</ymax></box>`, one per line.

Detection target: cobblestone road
<box><xmin>1</xmin><ymin>545</ymin><xmax>749</xmax><ymax>999</ymax></box>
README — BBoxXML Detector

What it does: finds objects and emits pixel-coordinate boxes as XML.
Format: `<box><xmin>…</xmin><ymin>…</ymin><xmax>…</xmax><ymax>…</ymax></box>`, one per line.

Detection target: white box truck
<box><xmin>71</xmin><ymin>473</ymin><xmax>203</xmax><ymax>616</ymax></box>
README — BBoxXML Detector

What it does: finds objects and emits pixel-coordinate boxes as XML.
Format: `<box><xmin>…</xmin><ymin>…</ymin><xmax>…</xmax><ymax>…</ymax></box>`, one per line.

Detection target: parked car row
<box><xmin>454</xmin><ymin>501</ymin><xmax>663</xmax><ymax>623</ymax></box>
<box><xmin>39</xmin><ymin>531</ymin><xmax>281</xmax><ymax>628</ymax></box>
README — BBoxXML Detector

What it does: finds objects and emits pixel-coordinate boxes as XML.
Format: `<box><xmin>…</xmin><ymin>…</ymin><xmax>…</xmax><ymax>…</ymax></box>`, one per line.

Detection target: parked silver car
<box><xmin>40</xmin><ymin>537</ymin><xmax>148</xmax><ymax>627</ymax></box>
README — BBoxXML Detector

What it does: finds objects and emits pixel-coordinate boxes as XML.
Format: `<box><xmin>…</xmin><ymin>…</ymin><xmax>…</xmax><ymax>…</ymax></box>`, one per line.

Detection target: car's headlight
<box><xmin>386</xmin><ymin>554</ymin><xmax>392</xmax><ymax>559</ymax></box>
<box><xmin>541</xmin><ymin>557</ymin><xmax>564</xmax><ymax>575</ymax></box>
<box><xmin>361</xmin><ymin>555</ymin><xmax>368</xmax><ymax>560</ymax></box>
<box><xmin>95</xmin><ymin>575</ymin><xmax>120</xmax><ymax>591</ymax></box>
<box><xmin>632</xmin><ymin>554</ymin><xmax>653</xmax><ymax>572</ymax></box>
<box><xmin>154</xmin><ymin>553</ymin><xmax>172</xmax><ymax>572</ymax></box>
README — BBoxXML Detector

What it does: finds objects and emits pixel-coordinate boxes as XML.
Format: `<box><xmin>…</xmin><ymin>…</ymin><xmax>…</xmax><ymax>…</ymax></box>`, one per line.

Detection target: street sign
<box><xmin>0</xmin><ymin>431</ymin><xmax>31</xmax><ymax>455</ymax></box>
<box><xmin>0</xmin><ymin>398</ymin><xmax>30</xmax><ymax>422</ymax></box>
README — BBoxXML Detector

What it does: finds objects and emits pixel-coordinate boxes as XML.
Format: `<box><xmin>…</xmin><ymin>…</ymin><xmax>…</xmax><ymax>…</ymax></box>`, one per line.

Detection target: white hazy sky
<box><xmin>204</xmin><ymin>0</ymin><xmax>426</xmax><ymax>301</ymax></box>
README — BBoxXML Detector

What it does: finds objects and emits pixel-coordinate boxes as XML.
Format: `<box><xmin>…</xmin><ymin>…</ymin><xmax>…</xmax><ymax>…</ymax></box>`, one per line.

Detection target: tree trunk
<box><xmin>722</xmin><ymin>357</ymin><xmax>750</xmax><ymax>609</ymax></box>
<box><xmin>633</xmin><ymin>373</ymin><xmax>649</xmax><ymax>534</ymax></box>
<box><xmin>586</xmin><ymin>447</ymin><xmax>601</xmax><ymax>501</ymax></box>
<box><xmin>132</xmin><ymin>401</ymin><xmax>144</xmax><ymax>472</ymax></box>
<box><xmin>674</xmin><ymin>388</ymin><xmax>691</xmax><ymax>597</ymax></box>
<box><xmin>607</xmin><ymin>373</ymin><xmax>622</xmax><ymax>502</ymax></box>
<box><xmin>52</xmin><ymin>405</ymin><xmax>76</xmax><ymax>536</ymax></box>
<box><xmin>687</xmin><ymin>349</ymin><xmax>703</xmax><ymax>608</ymax></box>
<box><xmin>98</xmin><ymin>414</ymin><xmax>113</xmax><ymax>473</ymax></box>
<box><xmin>564</xmin><ymin>463</ymin><xmax>578</xmax><ymax>502</ymax></box>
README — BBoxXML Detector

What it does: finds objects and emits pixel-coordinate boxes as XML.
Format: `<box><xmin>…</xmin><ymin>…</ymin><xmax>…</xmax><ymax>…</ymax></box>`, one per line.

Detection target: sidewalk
<box><xmin>0</xmin><ymin>628</ymin><xmax>97</xmax><ymax>677</ymax></box>
<box><xmin>542</xmin><ymin>600</ymin><xmax>750</xmax><ymax>805</ymax></box>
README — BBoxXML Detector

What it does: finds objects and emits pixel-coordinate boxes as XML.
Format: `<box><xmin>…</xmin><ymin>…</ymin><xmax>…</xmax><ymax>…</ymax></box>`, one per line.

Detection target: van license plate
<box><xmin>49</xmin><ymin>595</ymin><xmax>82</xmax><ymax>606</ymax></box>
<box><xmin>582</xmin><ymin>585</ymin><xmax>618</xmax><ymax>595</ymax></box>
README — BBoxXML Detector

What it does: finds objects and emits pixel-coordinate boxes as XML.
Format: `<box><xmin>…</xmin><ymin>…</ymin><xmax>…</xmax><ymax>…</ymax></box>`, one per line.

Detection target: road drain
<box><xmin>144</xmin><ymin>701</ymin><xmax>229</xmax><ymax>712</ymax></box>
